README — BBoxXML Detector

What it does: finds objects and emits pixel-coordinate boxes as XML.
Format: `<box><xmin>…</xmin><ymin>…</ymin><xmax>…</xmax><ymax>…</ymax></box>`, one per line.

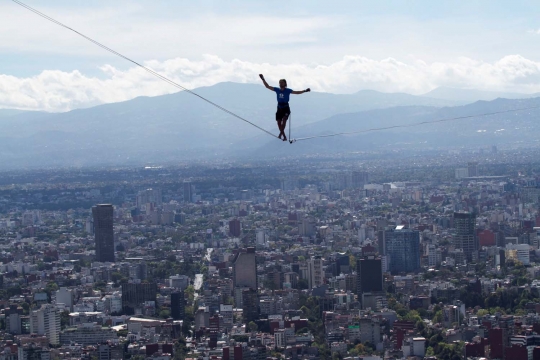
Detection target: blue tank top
<box><xmin>274</xmin><ymin>87</ymin><xmax>293</xmax><ymax>107</ymax></box>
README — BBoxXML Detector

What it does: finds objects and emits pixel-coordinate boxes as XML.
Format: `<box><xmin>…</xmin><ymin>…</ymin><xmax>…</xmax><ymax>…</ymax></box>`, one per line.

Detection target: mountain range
<box><xmin>0</xmin><ymin>82</ymin><xmax>539</xmax><ymax>168</ymax></box>
<box><xmin>421</xmin><ymin>87</ymin><xmax>540</xmax><ymax>103</ymax></box>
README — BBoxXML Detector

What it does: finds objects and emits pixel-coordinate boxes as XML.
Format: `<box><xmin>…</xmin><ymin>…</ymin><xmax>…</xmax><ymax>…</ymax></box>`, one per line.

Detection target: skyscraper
<box><xmin>92</xmin><ymin>204</ymin><xmax>115</xmax><ymax>263</ymax></box>
<box><xmin>183</xmin><ymin>180</ymin><xmax>192</xmax><ymax>203</ymax></box>
<box><xmin>454</xmin><ymin>212</ymin><xmax>477</xmax><ymax>261</ymax></box>
<box><xmin>377</xmin><ymin>229</ymin><xmax>386</xmax><ymax>255</ymax></box>
<box><xmin>356</xmin><ymin>255</ymin><xmax>383</xmax><ymax>297</ymax></box>
<box><xmin>351</xmin><ymin>171</ymin><xmax>369</xmax><ymax>188</ymax></box>
<box><xmin>307</xmin><ymin>256</ymin><xmax>324</xmax><ymax>289</ymax></box>
<box><xmin>385</xmin><ymin>226</ymin><xmax>420</xmax><ymax>274</ymax></box>
<box><xmin>136</xmin><ymin>188</ymin><xmax>162</xmax><ymax>209</ymax></box>
<box><xmin>242</xmin><ymin>288</ymin><xmax>259</xmax><ymax>323</ymax></box>
<box><xmin>467</xmin><ymin>162</ymin><xmax>479</xmax><ymax>177</ymax></box>
<box><xmin>233</xmin><ymin>247</ymin><xmax>257</xmax><ymax>290</ymax></box>
<box><xmin>171</xmin><ymin>291</ymin><xmax>185</xmax><ymax>320</ymax></box>
<box><xmin>229</xmin><ymin>218</ymin><xmax>241</xmax><ymax>237</ymax></box>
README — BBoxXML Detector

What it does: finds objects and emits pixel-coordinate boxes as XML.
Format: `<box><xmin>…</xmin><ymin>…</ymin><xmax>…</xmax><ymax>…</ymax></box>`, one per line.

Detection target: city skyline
<box><xmin>3</xmin><ymin>2</ymin><xmax>540</xmax><ymax>359</ymax></box>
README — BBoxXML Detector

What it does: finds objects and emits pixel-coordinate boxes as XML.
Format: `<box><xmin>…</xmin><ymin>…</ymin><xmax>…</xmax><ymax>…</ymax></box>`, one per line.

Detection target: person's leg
<box><xmin>281</xmin><ymin>115</ymin><xmax>289</xmax><ymax>141</ymax></box>
<box><xmin>276</xmin><ymin>109</ymin><xmax>283</xmax><ymax>139</ymax></box>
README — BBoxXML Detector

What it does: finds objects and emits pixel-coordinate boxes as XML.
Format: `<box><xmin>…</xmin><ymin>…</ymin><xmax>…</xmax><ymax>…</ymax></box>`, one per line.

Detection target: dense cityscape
<box><xmin>1</xmin><ymin>147</ymin><xmax>540</xmax><ymax>360</ymax></box>
<box><xmin>5</xmin><ymin>0</ymin><xmax>540</xmax><ymax>359</ymax></box>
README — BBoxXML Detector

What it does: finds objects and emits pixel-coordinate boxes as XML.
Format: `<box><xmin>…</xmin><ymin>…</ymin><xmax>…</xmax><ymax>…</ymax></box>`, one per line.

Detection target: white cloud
<box><xmin>2</xmin><ymin>54</ymin><xmax>540</xmax><ymax>112</ymax></box>
<box><xmin>1</xmin><ymin>3</ymin><xmax>341</xmax><ymax>59</ymax></box>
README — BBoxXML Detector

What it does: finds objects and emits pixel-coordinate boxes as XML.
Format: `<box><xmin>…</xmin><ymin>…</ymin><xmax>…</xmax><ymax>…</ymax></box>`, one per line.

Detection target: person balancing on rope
<box><xmin>259</xmin><ymin>74</ymin><xmax>310</xmax><ymax>141</ymax></box>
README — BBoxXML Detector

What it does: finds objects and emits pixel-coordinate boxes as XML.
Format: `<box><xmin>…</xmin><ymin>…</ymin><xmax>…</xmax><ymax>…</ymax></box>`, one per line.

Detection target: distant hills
<box><xmin>1</xmin><ymin>82</ymin><xmax>539</xmax><ymax>168</ymax></box>
<box><xmin>0</xmin><ymin>109</ymin><xmax>35</xmax><ymax>118</ymax></box>
<box><xmin>421</xmin><ymin>87</ymin><xmax>540</xmax><ymax>103</ymax></box>
<box><xmin>251</xmin><ymin>97</ymin><xmax>540</xmax><ymax>157</ymax></box>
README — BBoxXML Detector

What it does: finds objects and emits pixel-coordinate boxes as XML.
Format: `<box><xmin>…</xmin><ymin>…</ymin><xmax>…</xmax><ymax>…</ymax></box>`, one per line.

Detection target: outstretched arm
<box><xmin>259</xmin><ymin>74</ymin><xmax>274</xmax><ymax>91</ymax></box>
<box><xmin>292</xmin><ymin>88</ymin><xmax>311</xmax><ymax>94</ymax></box>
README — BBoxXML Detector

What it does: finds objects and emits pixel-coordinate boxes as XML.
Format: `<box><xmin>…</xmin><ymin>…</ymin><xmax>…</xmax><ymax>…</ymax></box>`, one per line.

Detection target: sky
<box><xmin>3</xmin><ymin>0</ymin><xmax>540</xmax><ymax>111</ymax></box>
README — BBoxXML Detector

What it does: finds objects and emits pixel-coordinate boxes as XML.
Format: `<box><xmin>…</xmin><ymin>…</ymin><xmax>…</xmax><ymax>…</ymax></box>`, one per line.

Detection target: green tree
<box><xmin>173</xmin><ymin>337</ymin><xmax>189</xmax><ymax>360</ymax></box>
<box><xmin>432</xmin><ymin>310</ymin><xmax>443</xmax><ymax>324</ymax></box>
<box><xmin>159</xmin><ymin>309</ymin><xmax>171</xmax><ymax>319</ymax></box>
<box><xmin>476</xmin><ymin>309</ymin><xmax>489</xmax><ymax>317</ymax></box>
<box><xmin>184</xmin><ymin>285</ymin><xmax>195</xmax><ymax>304</ymax></box>
<box><xmin>349</xmin><ymin>254</ymin><xmax>356</xmax><ymax>270</ymax></box>
<box><xmin>45</xmin><ymin>282</ymin><xmax>58</xmax><ymax>293</ymax></box>
<box><xmin>248</xmin><ymin>321</ymin><xmax>258</xmax><ymax>332</ymax></box>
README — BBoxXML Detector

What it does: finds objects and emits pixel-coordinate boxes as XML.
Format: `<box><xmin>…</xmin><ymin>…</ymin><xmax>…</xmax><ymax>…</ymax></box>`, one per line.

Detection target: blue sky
<box><xmin>2</xmin><ymin>0</ymin><xmax>540</xmax><ymax>111</ymax></box>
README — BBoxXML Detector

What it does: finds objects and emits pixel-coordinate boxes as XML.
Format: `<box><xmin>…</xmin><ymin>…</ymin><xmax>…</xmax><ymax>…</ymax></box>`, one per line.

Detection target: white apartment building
<box><xmin>59</xmin><ymin>323</ymin><xmax>118</xmax><ymax>345</ymax></box>
<box><xmin>30</xmin><ymin>304</ymin><xmax>60</xmax><ymax>345</ymax></box>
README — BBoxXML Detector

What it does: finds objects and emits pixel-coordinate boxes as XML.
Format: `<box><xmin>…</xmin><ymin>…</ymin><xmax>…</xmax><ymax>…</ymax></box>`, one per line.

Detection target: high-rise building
<box><xmin>427</xmin><ymin>245</ymin><xmax>442</xmax><ymax>267</ymax></box>
<box><xmin>454</xmin><ymin>212</ymin><xmax>477</xmax><ymax>261</ymax></box>
<box><xmin>521</xmin><ymin>187</ymin><xmax>540</xmax><ymax>204</ymax></box>
<box><xmin>299</xmin><ymin>218</ymin><xmax>316</xmax><ymax>237</ymax></box>
<box><xmin>5</xmin><ymin>305</ymin><xmax>23</xmax><ymax>335</ymax></box>
<box><xmin>55</xmin><ymin>287</ymin><xmax>74</xmax><ymax>312</ymax></box>
<box><xmin>129</xmin><ymin>262</ymin><xmax>148</xmax><ymax>281</ymax></box>
<box><xmin>92</xmin><ymin>204</ymin><xmax>115</xmax><ymax>263</ymax></box>
<box><xmin>220</xmin><ymin>304</ymin><xmax>234</xmax><ymax>330</ymax></box>
<box><xmin>7</xmin><ymin>313</ymin><xmax>22</xmax><ymax>335</ymax></box>
<box><xmin>351</xmin><ymin>171</ymin><xmax>369</xmax><ymax>188</ymax></box>
<box><xmin>183</xmin><ymin>180</ymin><xmax>193</xmax><ymax>203</ymax></box>
<box><xmin>385</xmin><ymin>226</ymin><xmax>420</xmax><ymax>274</ymax></box>
<box><xmin>333</xmin><ymin>253</ymin><xmax>350</xmax><ymax>276</ymax></box>
<box><xmin>136</xmin><ymin>188</ymin><xmax>162</xmax><ymax>209</ymax></box>
<box><xmin>195</xmin><ymin>307</ymin><xmax>210</xmax><ymax>330</ymax></box>
<box><xmin>356</xmin><ymin>255</ymin><xmax>383</xmax><ymax>297</ymax></box>
<box><xmin>229</xmin><ymin>218</ymin><xmax>241</xmax><ymax>237</ymax></box>
<box><xmin>307</xmin><ymin>256</ymin><xmax>324</xmax><ymax>289</ymax></box>
<box><xmin>233</xmin><ymin>247</ymin><xmax>257</xmax><ymax>290</ymax></box>
<box><xmin>121</xmin><ymin>283</ymin><xmax>158</xmax><ymax>315</ymax></box>
<box><xmin>455</xmin><ymin>168</ymin><xmax>469</xmax><ymax>179</ymax></box>
<box><xmin>209</xmin><ymin>314</ymin><xmax>221</xmax><ymax>348</ymax></box>
<box><xmin>467</xmin><ymin>162</ymin><xmax>479</xmax><ymax>177</ymax></box>
<box><xmin>85</xmin><ymin>218</ymin><xmax>94</xmax><ymax>235</ymax></box>
<box><xmin>171</xmin><ymin>291</ymin><xmax>185</xmax><ymax>320</ymax></box>
<box><xmin>174</xmin><ymin>213</ymin><xmax>186</xmax><ymax>224</ymax></box>
<box><xmin>280</xmin><ymin>177</ymin><xmax>298</xmax><ymax>191</ymax></box>
<box><xmin>30</xmin><ymin>304</ymin><xmax>60</xmax><ymax>345</ymax></box>
<box><xmin>242</xmin><ymin>288</ymin><xmax>259</xmax><ymax>323</ymax></box>
<box><xmin>377</xmin><ymin>230</ymin><xmax>386</xmax><ymax>255</ymax></box>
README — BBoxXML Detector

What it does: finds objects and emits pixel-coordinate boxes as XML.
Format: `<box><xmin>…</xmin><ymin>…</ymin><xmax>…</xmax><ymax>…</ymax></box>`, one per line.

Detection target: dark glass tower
<box><xmin>92</xmin><ymin>204</ymin><xmax>115</xmax><ymax>262</ymax></box>
<box><xmin>454</xmin><ymin>212</ymin><xmax>477</xmax><ymax>261</ymax></box>
<box><xmin>171</xmin><ymin>291</ymin><xmax>185</xmax><ymax>320</ymax></box>
<box><xmin>356</xmin><ymin>255</ymin><xmax>383</xmax><ymax>297</ymax></box>
<box><xmin>385</xmin><ymin>226</ymin><xmax>420</xmax><ymax>274</ymax></box>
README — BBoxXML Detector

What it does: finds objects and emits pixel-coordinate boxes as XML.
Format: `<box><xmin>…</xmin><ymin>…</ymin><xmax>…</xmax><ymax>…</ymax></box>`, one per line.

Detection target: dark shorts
<box><xmin>276</xmin><ymin>105</ymin><xmax>291</xmax><ymax>121</ymax></box>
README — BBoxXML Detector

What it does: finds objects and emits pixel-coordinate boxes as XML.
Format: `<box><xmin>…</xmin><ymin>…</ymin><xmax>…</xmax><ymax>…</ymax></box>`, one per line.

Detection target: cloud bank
<box><xmin>2</xmin><ymin>54</ymin><xmax>540</xmax><ymax>112</ymax></box>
